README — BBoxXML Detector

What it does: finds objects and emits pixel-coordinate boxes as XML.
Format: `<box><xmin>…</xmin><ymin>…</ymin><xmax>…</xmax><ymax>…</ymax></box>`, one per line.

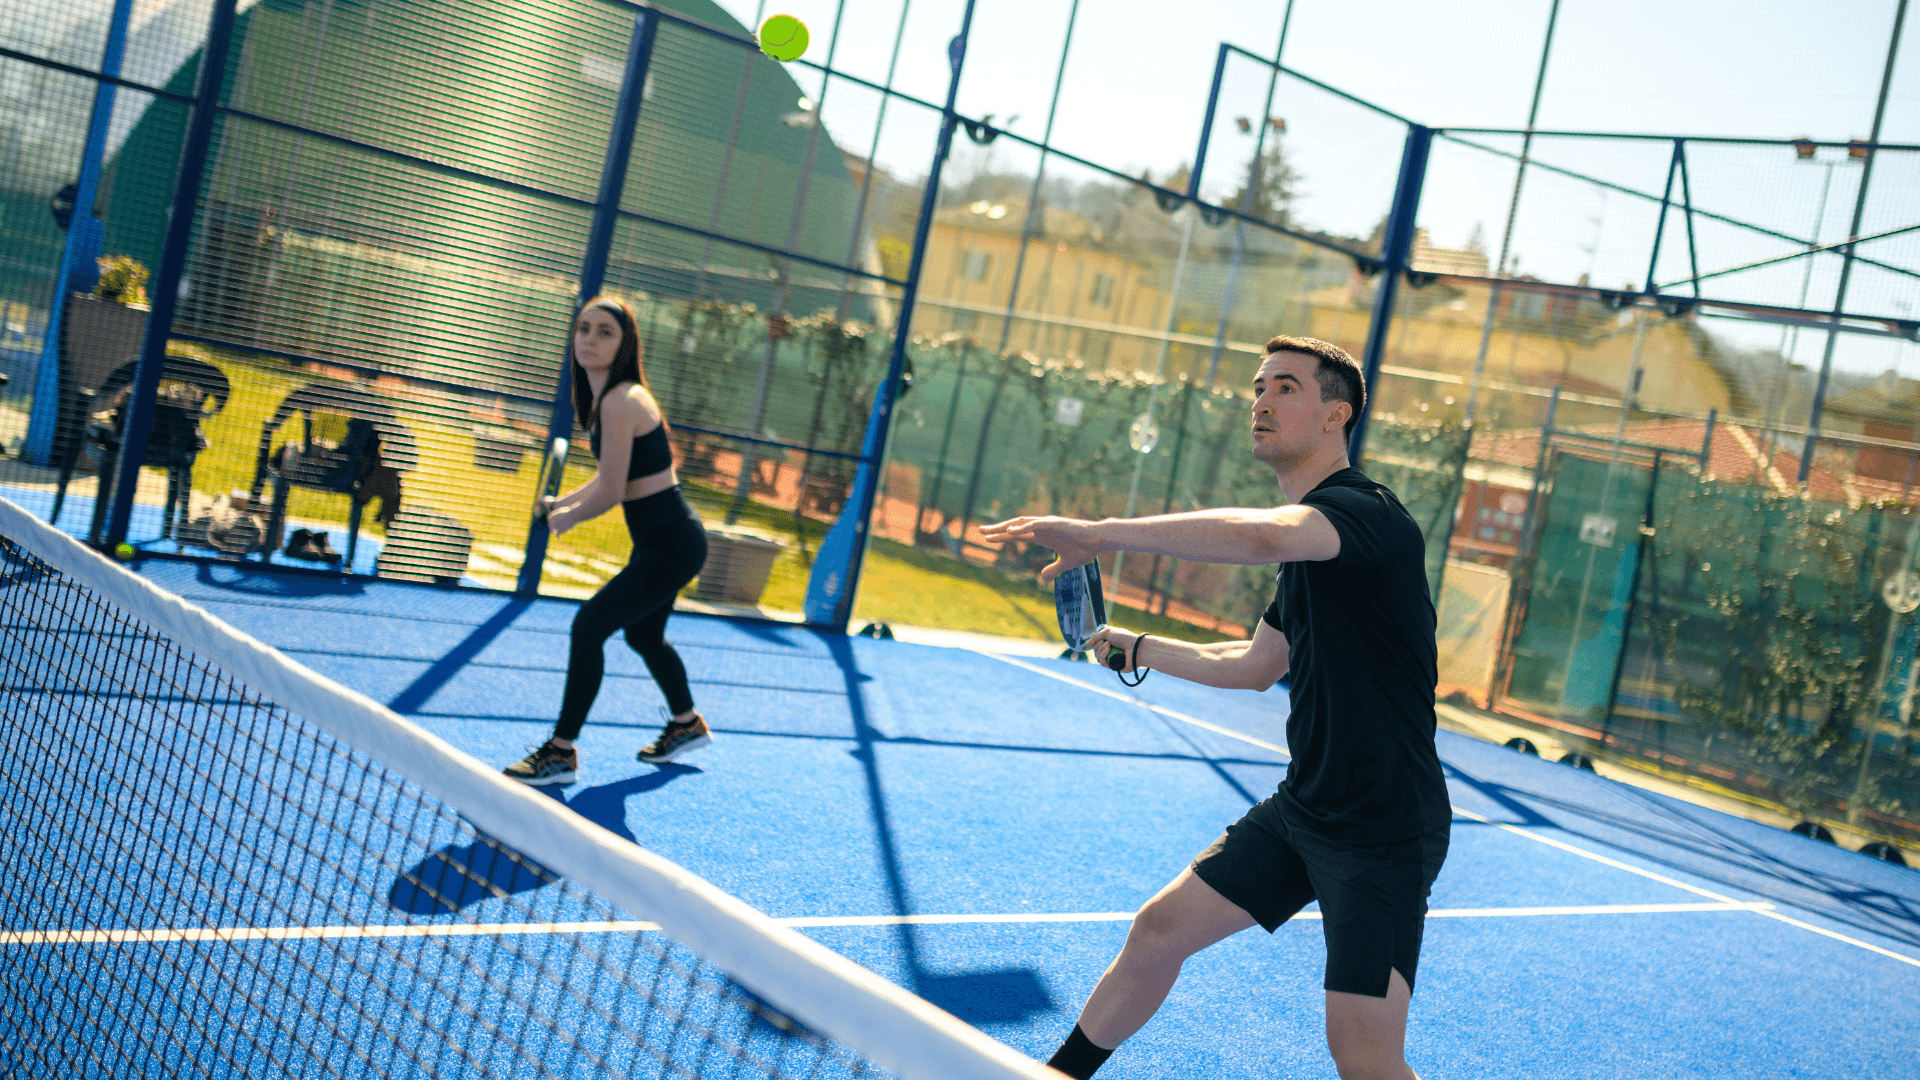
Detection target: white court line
<box><xmin>984</xmin><ymin>653</ymin><xmax>1290</xmax><ymax>757</ymax></box>
<box><xmin>0</xmin><ymin>903</ymin><xmax>1775</xmax><ymax>946</ymax></box>
<box><xmin>986</xmin><ymin>653</ymin><xmax>1920</xmax><ymax>971</ymax></box>
<box><xmin>1451</xmin><ymin>810</ymin><xmax>1920</xmax><ymax>969</ymax></box>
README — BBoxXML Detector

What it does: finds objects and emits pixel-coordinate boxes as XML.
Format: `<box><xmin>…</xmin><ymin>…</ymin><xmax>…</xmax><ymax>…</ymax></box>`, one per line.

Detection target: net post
<box><xmin>1348</xmin><ymin>122</ymin><xmax>1431</xmax><ymax>464</ymax></box>
<box><xmin>803</xmin><ymin>0</ymin><xmax>981</xmax><ymax>630</ymax></box>
<box><xmin>517</xmin><ymin>8</ymin><xmax>659</xmax><ymax>596</ymax></box>
<box><xmin>103</xmin><ymin>0</ymin><xmax>239</xmax><ymax>547</ymax></box>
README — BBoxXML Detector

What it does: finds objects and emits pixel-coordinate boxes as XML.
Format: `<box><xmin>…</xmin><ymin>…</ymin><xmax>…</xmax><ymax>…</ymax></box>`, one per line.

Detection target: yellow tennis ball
<box><xmin>758</xmin><ymin>14</ymin><xmax>808</xmax><ymax>62</ymax></box>
<box><xmin>114</xmin><ymin>542</ymin><xmax>134</xmax><ymax>561</ymax></box>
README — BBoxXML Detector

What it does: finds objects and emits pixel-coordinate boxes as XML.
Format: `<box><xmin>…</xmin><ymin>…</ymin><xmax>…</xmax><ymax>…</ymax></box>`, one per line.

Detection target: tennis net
<box><xmin>0</xmin><ymin>497</ymin><xmax>1045</xmax><ymax>1080</ymax></box>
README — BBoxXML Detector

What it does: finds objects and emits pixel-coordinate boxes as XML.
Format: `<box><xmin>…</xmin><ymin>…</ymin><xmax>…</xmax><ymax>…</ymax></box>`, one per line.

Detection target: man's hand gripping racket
<box><xmin>981</xmin><ymin>515</ymin><xmax>1147</xmax><ymax>686</ymax></box>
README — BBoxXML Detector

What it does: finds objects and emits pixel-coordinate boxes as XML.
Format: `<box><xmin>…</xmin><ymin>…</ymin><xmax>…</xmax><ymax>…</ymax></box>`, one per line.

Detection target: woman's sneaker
<box><xmin>638</xmin><ymin>713</ymin><xmax>712</xmax><ymax>764</ymax></box>
<box><xmin>504</xmin><ymin>740</ymin><xmax>577</xmax><ymax>786</ymax></box>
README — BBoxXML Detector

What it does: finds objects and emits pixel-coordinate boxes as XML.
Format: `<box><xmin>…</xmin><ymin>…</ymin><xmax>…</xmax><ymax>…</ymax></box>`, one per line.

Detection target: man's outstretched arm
<box><xmin>980</xmin><ymin>505</ymin><xmax>1340</xmax><ymax>582</ymax></box>
<box><xmin>1085</xmin><ymin>618</ymin><xmax>1290</xmax><ymax>693</ymax></box>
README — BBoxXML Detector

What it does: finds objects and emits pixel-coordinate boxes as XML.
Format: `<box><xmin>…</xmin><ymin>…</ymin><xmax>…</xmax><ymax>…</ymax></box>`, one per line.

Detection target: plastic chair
<box><xmin>249</xmin><ymin>381</ymin><xmax>417</xmax><ymax>567</ymax></box>
<box><xmin>51</xmin><ymin>354</ymin><xmax>230</xmax><ymax>543</ymax></box>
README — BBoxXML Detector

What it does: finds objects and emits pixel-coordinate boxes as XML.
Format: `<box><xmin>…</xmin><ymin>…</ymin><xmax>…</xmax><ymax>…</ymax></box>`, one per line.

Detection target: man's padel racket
<box><xmin>532</xmin><ymin>436</ymin><xmax>568</xmax><ymax>524</ymax></box>
<box><xmin>1054</xmin><ymin>560</ymin><xmax>1125</xmax><ymax>671</ymax></box>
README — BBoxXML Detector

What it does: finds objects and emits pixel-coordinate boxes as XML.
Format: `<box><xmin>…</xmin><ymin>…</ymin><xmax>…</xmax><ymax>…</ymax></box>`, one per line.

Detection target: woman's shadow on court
<box><xmin>387</xmin><ymin>765</ymin><xmax>699</xmax><ymax>915</ymax></box>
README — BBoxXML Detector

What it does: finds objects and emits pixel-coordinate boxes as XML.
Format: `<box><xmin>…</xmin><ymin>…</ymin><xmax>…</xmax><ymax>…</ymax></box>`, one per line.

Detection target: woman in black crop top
<box><xmin>504</xmin><ymin>297</ymin><xmax>712</xmax><ymax>787</ymax></box>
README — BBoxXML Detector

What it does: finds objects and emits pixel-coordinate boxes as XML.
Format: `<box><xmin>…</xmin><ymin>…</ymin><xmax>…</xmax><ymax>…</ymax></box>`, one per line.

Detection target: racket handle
<box><xmin>1105</xmin><ymin>649</ymin><xmax>1126</xmax><ymax>672</ymax></box>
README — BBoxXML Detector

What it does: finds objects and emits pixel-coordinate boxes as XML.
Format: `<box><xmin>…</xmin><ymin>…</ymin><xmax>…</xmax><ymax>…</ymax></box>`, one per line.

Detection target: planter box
<box><xmin>56</xmin><ymin>294</ymin><xmax>148</xmax><ymax>461</ymax></box>
<box><xmin>376</xmin><ymin>510</ymin><xmax>473</xmax><ymax>584</ymax></box>
<box><xmin>691</xmin><ymin>525</ymin><xmax>786</xmax><ymax>604</ymax></box>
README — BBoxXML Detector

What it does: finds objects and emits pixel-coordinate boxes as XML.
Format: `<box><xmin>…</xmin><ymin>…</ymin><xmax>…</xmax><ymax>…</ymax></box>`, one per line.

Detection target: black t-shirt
<box><xmin>1261</xmin><ymin>467</ymin><xmax>1449</xmax><ymax>845</ymax></box>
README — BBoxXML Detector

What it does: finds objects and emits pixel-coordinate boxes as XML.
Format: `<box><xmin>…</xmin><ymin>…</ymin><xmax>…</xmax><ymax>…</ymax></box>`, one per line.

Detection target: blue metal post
<box><xmin>104</xmin><ymin>0</ymin><xmax>238</xmax><ymax>545</ymax></box>
<box><xmin>1641</xmin><ymin>141</ymin><xmax>1682</xmax><ymax>296</ymax></box>
<box><xmin>1347</xmin><ymin>124</ymin><xmax>1431</xmax><ymax>464</ymax></box>
<box><xmin>517</xmin><ymin>9</ymin><xmax>659</xmax><ymax>595</ymax></box>
<box><xmin>804</xmin><ymin>0</ymin><xmax>979</xmax><ymax>629</ymax></box>
<box><xmin>1802</xmin><ymin>0</ymin><xmax>1906</xmax><ymax>484</ymax></box>
<box><xmin>1187</xmin><ymin>43</ymin><xmax>1231</xmax><ymax>199</ymax></box>
<box><xmin>1677</xmin><ymin>141</ymin><xmax>1702</xmax><ymax>298</ymax></box>
<box><xmin>23</xmin><ymin>0</ymin><xmax>135</xmax><ymax>465</ymax></box>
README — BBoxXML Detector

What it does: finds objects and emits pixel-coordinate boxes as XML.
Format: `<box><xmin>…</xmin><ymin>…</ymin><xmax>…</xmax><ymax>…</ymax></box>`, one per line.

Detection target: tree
<box><xmin>1228</xmin><ymin>138</ymin><xmax>1300</xmax><ymax>225</ymax></box>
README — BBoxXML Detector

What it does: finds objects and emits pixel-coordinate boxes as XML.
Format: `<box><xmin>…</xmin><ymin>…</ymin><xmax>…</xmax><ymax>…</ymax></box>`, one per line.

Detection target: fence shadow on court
<box><xmin>826</xmin><ymin>632</ymin><xmax>1056</xmax><ymax>1026</ymax></box>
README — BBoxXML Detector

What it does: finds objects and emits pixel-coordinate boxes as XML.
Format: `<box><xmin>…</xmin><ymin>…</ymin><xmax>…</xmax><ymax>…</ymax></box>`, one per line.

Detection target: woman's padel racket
<box><xmin>532</xmin><ymin>436</ymin><xmax>568</xmax><ymax>525</ymax></box>
<box><xmin>1054</xmin><ymin>560</ymin><xmax>1126</xmax><ymax>672</ymax></box>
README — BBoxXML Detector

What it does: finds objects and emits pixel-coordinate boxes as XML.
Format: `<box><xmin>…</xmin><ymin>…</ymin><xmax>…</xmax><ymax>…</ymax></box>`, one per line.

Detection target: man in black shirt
<box><xmin>982</xmin><ymin>336</ymin><xmax>1449</xmax><ymax>1080</ymax></box>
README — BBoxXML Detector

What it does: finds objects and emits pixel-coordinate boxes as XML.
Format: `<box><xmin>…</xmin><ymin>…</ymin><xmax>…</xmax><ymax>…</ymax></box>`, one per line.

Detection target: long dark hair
<box><xmin>570</xmin><ymin>296</ymin><xmax>656</xmax><ymax>431</ymax></box>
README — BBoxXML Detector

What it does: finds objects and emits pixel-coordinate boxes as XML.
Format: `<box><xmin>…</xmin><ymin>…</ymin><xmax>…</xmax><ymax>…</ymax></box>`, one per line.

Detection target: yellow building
<box><xmin>918</xmin><ymin>198</ymin><xmax>1173</xmax><ymax>371</ymax></box>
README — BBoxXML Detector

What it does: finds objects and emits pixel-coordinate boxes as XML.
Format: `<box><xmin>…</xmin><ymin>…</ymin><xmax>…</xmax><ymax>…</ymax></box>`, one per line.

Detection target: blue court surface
<box><xmin>64</xmin><ymin>562</ymin><xmax>1920</xmax><ymax>1077</ymax></box>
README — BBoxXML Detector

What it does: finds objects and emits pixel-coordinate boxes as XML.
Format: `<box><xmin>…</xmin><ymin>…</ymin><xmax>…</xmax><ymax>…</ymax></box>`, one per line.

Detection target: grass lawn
<box><xmin>148</xmin><ymin>343</ymin><xmax>1247</xmax><ymax>645</ymax></box>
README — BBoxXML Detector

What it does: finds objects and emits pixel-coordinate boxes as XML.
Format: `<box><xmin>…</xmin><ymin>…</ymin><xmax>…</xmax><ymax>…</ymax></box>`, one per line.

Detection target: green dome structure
<box><xmin>102</xmin><ymin>0</ymin><xmax>865</xmax><ymax>401</ymax></box>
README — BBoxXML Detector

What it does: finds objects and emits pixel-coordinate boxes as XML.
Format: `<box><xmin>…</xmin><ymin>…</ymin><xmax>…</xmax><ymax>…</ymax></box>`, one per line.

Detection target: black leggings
<box><xmin>555</xmin><ymin>487</ymin><xmax>708</xmax><ymax>741</ymax></box>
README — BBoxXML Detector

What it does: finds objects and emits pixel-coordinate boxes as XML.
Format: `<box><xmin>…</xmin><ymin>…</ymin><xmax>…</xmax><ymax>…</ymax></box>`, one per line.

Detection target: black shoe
<box><xmin>504</xmin><ymin>740</ymin><xmax>577</xmax><ymax>786</ymax></box>
<box><xmin>638</xmin><ymin>713</ymin><xmax>712</xmax><ymax>764</ymax></box>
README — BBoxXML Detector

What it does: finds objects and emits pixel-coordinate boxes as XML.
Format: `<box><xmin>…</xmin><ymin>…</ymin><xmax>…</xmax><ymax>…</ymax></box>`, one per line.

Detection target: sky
<box><xmin>18</xmin><ymin>0</ymin><xmax>1918</xmax><ymax>380</ymax></box>
<box><xmin>715</xmin><ymin>0</ymin><xmax>1920</xmax><ymax>379</ymax></box>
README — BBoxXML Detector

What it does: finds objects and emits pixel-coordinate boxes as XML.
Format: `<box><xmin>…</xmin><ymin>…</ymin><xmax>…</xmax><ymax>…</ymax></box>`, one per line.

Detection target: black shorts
<box><xmin>1192</xmin><ymin>794</ymin><xmax>1449</xmax><ymax>998</ymax></box>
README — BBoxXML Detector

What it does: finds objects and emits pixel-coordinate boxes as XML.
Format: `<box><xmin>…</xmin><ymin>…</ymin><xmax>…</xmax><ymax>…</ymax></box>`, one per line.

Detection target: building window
<box><xmin>1089</xmin><ymin>273</ymin><xmax>1115</xmax><ymax>307</ymax></box>
<box><xmin>962</xmin><ymin>251</ymin><xmax>991</xmax><ymax>282</ymax></box>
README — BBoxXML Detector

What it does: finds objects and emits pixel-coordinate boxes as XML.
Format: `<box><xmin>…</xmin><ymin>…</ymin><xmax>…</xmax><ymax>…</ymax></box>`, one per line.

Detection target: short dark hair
<box><xmin>1264</xmin><ymin>335</ymin><xmax>1364</xmax><ymax>440</ymax></box>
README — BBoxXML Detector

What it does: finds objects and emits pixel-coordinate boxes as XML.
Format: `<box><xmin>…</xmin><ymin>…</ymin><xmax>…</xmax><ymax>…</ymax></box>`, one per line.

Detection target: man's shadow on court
<box><xmin>387</xmin><ymin>766</ymin><xmax>699</xmax><ymax>915</ymax></box>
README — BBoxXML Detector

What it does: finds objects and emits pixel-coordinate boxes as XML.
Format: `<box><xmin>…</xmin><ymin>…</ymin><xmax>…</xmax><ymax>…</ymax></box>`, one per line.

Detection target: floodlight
<box><xmin>1405</xmin><ymin>270</ymin><xmax>1438</xmax><ymax>289</ymax></box>
<box><xmin>1791</xmin><ymin>137</ymin><xmax>1816</xmax><ymax>161</ymax></box>
<box><xmin>1268</xmin><ymin>116</ymin><xmax>1287</xmax><ymax>133</ymax></box>
<box><xmin>1596</xmin><ymin>289</ymin><xmax>1636</xmax><ymax>310</ymax></box>
<box><xmin>1848</xmin><ymin>139</ymin><xmax>1872</xmax><ymax>161</ymax></box>
<box><xmin>1198</xmin><ymin>203</ymin><xmax>1229</xmax><ymax>227</ymax></box>
<box><xmin>1234</xmin><ymin>117</ymin><xmax>1252</xmax><ymax>134</ymax></box>
<box><xmin>1657</xmin><ymin>296</ymin><xmax>1695</xmax><ymax>318</ymax></box>
<box><xmin>1352</xmin><ymin>255</ymin><xmax>1383</xmax><ymax>278</ymax></box>
<box><xmin>1153</xmin><ymin>189</ymin><xmax>1185</xmax><ymax>214</ymax></box>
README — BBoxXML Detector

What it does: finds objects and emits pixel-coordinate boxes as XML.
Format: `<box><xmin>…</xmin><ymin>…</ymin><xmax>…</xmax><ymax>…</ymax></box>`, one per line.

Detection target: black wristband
<box><xmin>1120</xmin><ymin>632</ymin><xmax>1151</xmax><ymax>687</ymax></box>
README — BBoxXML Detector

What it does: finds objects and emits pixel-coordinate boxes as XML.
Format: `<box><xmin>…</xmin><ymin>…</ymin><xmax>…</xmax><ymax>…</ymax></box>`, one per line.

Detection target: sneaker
<box><xmin>504</xmin><ymin>740</ymin><xmax>577</xmax><ymax>786</ymax></box>
<box><xmin>638</xmin><ymin>712</ymin><xmax>712</xmax><ymax>764</ymax></box>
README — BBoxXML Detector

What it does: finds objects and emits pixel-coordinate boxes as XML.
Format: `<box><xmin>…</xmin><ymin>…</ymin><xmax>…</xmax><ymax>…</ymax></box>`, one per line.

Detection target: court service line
<box><xmin>0</xmin><ymin>902</ymin><xmax>1778</xmax><ymax>946</ymax></box>
<box><xmin>989</xmin><ymin>655</ymin><xmax>1920</xmax><ymax>971</ymax></box>
<box><xmin>1454</xmin><ymin>806</ymin><xmax>1920</xmax><ymax>969</ymax></box>
<box><xmin>983</xmin><ymin>653</ymin><xmax>1290</xmax><ymax>757</ymax></box>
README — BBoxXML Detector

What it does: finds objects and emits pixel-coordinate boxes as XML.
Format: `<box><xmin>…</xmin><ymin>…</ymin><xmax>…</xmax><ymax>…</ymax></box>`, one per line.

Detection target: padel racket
<box><xmin>532</xmin><ymin>436</ymin><xmax>568</xmax><ymax>524</ymax></box>
<box><xmin>1054</xmin><ymin>560</ymin><xmax>1125</xmax><ymax>671</ymax></box>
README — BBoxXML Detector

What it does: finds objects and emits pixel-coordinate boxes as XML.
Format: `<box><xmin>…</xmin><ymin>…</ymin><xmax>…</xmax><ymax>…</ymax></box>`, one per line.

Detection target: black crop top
<box><xmin>589</xmin><ymin>421</ymin><xmax>673</xmax><ymax>480</ymax></box>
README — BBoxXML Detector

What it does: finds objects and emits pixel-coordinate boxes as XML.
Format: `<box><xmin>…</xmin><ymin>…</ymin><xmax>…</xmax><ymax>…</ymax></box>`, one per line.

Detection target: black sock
<box><xmin>1046</xmin><ymin>1024</ymin><xmax>1113</xmax><ymax>1079</ymax></box>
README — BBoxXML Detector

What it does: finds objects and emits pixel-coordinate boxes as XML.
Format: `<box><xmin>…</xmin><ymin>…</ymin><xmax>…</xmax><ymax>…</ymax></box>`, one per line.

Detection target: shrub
<box><xmin>95</xmin><ymin>255</ymin><xmax>150</xmax><ymax>306</ymax></box>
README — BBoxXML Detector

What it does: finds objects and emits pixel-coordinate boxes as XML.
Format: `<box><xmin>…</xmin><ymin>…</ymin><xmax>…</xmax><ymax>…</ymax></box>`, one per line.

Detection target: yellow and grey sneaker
<box><xmin>504</xmin><ymin>740</ymin><xmax>577</xmax><ymax>786</ymax></box>
<box><xmin>638</xmin><ymin>711</ymin><xmax>712</xmax><ymax>764</ymax></box>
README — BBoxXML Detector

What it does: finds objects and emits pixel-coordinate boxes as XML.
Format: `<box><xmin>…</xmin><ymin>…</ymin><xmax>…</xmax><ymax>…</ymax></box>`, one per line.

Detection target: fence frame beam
<box><xmin>1348</xmin><ymin>123</ymin><xmax>1432</xmax><ymax>463</ymax></box>
<box><xmin>803</xmin><ymin>1</ymin><xmax>979</xmax><ymax>629</ymax></box>
<box><xmin>517</xmin><ymin>9</ymin><xmax>659</xmax><ymax>595</ymax></box>
<box><xmin>104</xmin><ymin>0</ymin><xmax>239</xmax><ymax>546</ymax></box>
